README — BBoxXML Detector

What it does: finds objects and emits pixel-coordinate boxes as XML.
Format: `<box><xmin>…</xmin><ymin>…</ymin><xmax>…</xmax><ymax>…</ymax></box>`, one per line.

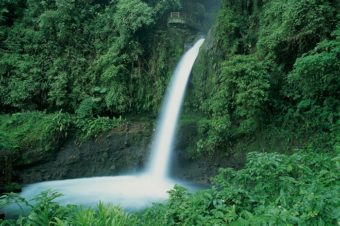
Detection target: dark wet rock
<box><xmin>171</xmin><ymin>121</ymin><xmax>246</xmax><ymax>184</ymax></box>
<box><xmin>14</xmin><ymin>122</ymin><xmax>153</xmax><ymax>184</ymax></box>
<box><xmin>2</xmin><ymin>121</ymin><xmax>245</xmax><ymax>189</ymax></box>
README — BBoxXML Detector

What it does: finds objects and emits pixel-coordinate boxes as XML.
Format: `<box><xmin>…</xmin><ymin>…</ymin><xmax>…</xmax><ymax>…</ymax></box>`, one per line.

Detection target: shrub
<box><xmin>75</xmin><ymin>116</ymin><xmax>125</xmax><ymax>143</ymax></box>
<box><xmin>0</xmin><ymin>112</ymin><xmax>71</xmax><ymax>153</ymax></box>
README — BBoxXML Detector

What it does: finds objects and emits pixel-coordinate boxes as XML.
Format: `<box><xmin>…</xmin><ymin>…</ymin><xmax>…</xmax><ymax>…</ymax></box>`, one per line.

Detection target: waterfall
<box><xmin>1</xmin><ymin>38</ymin><xmax>205</xmax><ymax>216</ymax></box>
<box><xmin>147</xmin><ymin>38</ymin><xmax>205</xmax><ymax>179</ymax></box>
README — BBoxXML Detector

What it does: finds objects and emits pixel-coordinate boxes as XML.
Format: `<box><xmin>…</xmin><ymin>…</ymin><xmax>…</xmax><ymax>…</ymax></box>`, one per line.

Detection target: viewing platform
<box><xmin>168</xmin><ymin>12</ymin><xmax>200</xmax><ymax>30</ymax></box>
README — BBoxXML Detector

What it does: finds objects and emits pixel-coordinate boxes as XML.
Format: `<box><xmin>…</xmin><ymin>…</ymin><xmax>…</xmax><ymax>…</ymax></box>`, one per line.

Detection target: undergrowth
<box><xmin>75</xmin><ymin>116</ymin><xmax>125</xmax><ymax>143</ymax></box>
<box><xmin>1</xmin><ymin>150</ymin><xmax>339</xmax><ymax>225</ymax></box>
<box><xmin>0</xmin><ymin>112</ymin><xmax>71</xmax><ymax>153</ymax></box>
<box><xmin>0</xmin><ymin>112</ymin><xmax>125</xmax><ymax>153</ymax></box>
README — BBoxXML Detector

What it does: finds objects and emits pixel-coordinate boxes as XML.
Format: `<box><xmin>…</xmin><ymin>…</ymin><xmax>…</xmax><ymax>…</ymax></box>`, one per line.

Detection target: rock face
<box><xmin>171</xmin><ymin>122</ymin><xmax>246</xmax><ymax>184</ymax></box>
<box><xmin>14</xmin><ymin>122</ymin><xmax>153</xmax><ymax>184</ymax></box>
<box><xmin>2</xmin><ymin>121</ymin><xmax>245</xmax><ymax>190</ymax></box>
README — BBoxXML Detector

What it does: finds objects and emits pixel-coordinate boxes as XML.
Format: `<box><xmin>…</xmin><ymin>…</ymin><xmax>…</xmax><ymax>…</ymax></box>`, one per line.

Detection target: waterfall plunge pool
<box><xmin>2</xmin><ymin>174</ymin><xmax>205</xmax><ymax>217</ymax></box>
<box><xmin>1</xmin><ymin>38</ymin><xmax>206</xmax><ymax>218</ymax></box>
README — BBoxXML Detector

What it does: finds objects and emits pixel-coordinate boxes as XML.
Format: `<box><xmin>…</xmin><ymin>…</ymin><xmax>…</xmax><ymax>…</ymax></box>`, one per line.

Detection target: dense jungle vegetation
<box><xmin>1</xmin><ymin>0</ymin><xmax>339</xmax><ymax>225</ymax></box>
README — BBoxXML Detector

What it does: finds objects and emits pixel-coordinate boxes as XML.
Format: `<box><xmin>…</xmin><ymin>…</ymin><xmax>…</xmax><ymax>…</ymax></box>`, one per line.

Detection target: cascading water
<box><xmin>147</xmin><ymin>38</ymin><xmax>205</xmax><ymax>179</ymax></box>
<box><xmin>1</xmin><ymin>38</ymin><xmax>205</xmax><ymax>216</ymax></box>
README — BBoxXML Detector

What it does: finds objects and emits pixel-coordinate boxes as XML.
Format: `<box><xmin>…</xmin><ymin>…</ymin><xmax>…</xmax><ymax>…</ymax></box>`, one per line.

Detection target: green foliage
<box><xmin>0</xmin><ymin>112</ymin><xmax>126</xmax><ymax>186</ymax></box>
<box><xmin>135</xmin><ymin>28</ymin><xmax>191</xmax><ymax>114</ymax></box>
<box><xmin>258</xmin><ymin>0</ymin><xmax>336</xmax><ymax>69</ymax></box>
<box><xmin>211</xmin><ymin>151</ymin><xmax>340</xmax><ymax>225</ymax></box>
<box><xmin>114</xmin><ymin>0</ymin><xmax>154</xmax><ymax>35</ymax></box>
<box><xmin>189</xmin><ymin>0</ymin><xmax>339</xmax><ymax>156</ymax></box>
<box><xmin>75</xmin><ymin>98</ymin><xmax>95</xmax><ymax>119</ymax></box>
<box><xmin>0</xmin><ymin>192</ymin><xmax>137</xmax><ymax>226</ymax></box>
<box><xmin>0</xmin><ymin>111</ymin><xmax>125</xmax><ymax>156</ymax></box>
<box><xmin>67</xmin><ymin>203</ymin><xmax>136</xmax><ymax>226</ymax></box>
<box><xmin>0</xmin><ymin>112</ymin><xmax>71</xmax><ymax>153</ymax></box>
<box><xmin>75</xmin><ymin>116</ymin><xmax>125</xmax><ymax>143</ymax></box>
<box><xmin>0</xmin><ymin>0</ymin><xmax>339</xmax><ymax>224</ymax></box>
<box><xmin>0</xmin><ymin>191</ymin><xmax>69</xmax><ymax>225</ymax></box>
<box><xmin>2</xmin><ymin>151</ymin><xmax>338</xmax><ymax>225</ymax></box>
<box><xmin>220</xmin><ymin>55</ymin><xmax>270</xmax><ymax>134</ymax></box>
<box><xmin>196</xmin><ymin>55</ymin><xmax>270</xmax><ymax>154</ymax></box>
<box><xmin>285</xmin><ymin>30</ymin><xmax>340</xmax><ymax>131</ymax></box>
<box><xmin>141</xmin><ymin>151</ymin><xmax>339</xmax><ymax>225</ymax></box>
<box><xmin>0</xmin><ymin>0</ymin><xmax>183</xmax><ymax>115</ymax></box>
<box><xmin>0</xmin><ymin>54</ymin><xmax>41</xmax><ymax>110</ymax></box>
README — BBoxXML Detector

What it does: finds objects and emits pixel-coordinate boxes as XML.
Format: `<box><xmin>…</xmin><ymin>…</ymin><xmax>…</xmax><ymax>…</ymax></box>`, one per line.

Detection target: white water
<box><xmin>147</xmin><ymin>38</ymin><xmax>205</xmax><ymax>179</ymax></box>
<box><xmin>1</xmin><ymin>39</ymin><xmax>205</xmax><ymax>216</ymax></box>
<box><xmin>10</xmin><ymin>176</ymin><xmax>176</xmax><ymax>211</ymax></box>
